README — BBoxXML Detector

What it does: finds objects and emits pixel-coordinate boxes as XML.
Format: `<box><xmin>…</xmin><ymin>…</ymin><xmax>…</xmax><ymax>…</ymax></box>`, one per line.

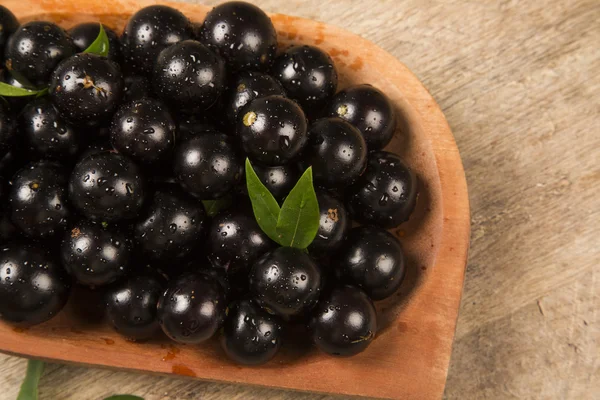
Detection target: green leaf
<box><xmin>202</xmin><ymin>197</ymin><xmax>232</xmax><ymax>217</ymax></box>
<box><xmin>83</xmin><ymin>23</ymin><xmax>109</xmax><ymax>57</ymax></box>
<box><xmin>103</xmin><ymin>396</ymin><xmax>145</xmax><ymax>400</ymax></box>
<box><xmin>17</xmin><ymin>359</ymin><xmax>45</xmax><ymax>400</ymax></box>
<box><xmin>275</xmin><ymin>167</ymin><xmax>320</xmax><ymax>249</ymax></box>
<box><xmin>0</xmin><ymin>82</ymin><xmax>45</xmax><ymax>97</ymax></box>
<box><xmin>245</xmin><ymin>158</ymin><xmax>281</xmax><ymax>243</ymax></box>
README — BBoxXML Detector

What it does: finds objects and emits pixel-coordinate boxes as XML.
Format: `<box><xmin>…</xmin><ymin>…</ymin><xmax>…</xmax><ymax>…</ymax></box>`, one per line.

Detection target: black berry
<box><xmin>200</xmin><ymin>1</ymin><xmax>277</xmax><ymax>72</ymax></box>
<box><xmin>69</xmin><ymin>22</ymin><xmax>122</xmax><ymax>62</ymax></box>
<box><xmin>69</xmin><ymin>151</ymin><xmax>146</xmax><ymax>221</ymax></box>
<box><xmin>49</xmin><ymin>53</ymin><xmax>124</xmax><ymax>126</ymax></box>
<box><xmin>304</xmin><ymin>117</ymin><xmax>367</xmax><ymax>188</ymax></box>
<box><xmin>225</xmin><ymin>71</ymin><xmax>285</xmax><ymax>126</ymax></box>
<box><xmin>308</xmin><ymin>191</ymin><xmax>350</xmax><ymax>256</ymax></box>
<box><xmin>346</xmin><ymin>151</ymin><xmax>418</xmax><ymax>228</ymax></box>
<box><xmin>0</xmin><ymin>101</ymin><xmax>17</xmax><ymax>155</ymax></box>
<box><xmin>249</xmin><ymin>247</ymin><xmax>322</xmax><ymax>319</ymax></box>
<box><xmin>237</xmin><ymin>95</ymin><xmax>308</xmax><ymax>166</ymax></box>
<box><xmin>327</xmin><ymin>84</ymin><xmax>397</xmax><ymax>150</ymax></box>
<box><xmin>251</xmin><ymin>163</ymin><xmax>300</xmax><ymax>201</ymax></box>
<box><xmin>0</xmin><ymin>5</ymin><xmax>19</xmax><ymax>56</ymax></box>
<box><xmin>309</xmin><ymin>285</ymin><xmax>376</xmax><ymax>356</ymax></box>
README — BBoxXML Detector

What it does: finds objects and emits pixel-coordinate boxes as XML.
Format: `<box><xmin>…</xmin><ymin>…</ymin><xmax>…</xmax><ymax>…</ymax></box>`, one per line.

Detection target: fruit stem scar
<box><xmin>243</xmin><ymin>111</ymin><xmax>258</xmax><ymax>127</ymax></box>
<box><xmin>336</xmin><ymin>104</ymin><xmax>348</xmax><ymax>116</ymax></box>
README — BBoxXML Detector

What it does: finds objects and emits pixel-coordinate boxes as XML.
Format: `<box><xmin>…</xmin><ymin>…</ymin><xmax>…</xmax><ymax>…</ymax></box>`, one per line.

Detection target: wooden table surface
<box><xmin>1</xmin><ymin>0</ymin><xmax>598</xmax><ymax>399</ymax></box>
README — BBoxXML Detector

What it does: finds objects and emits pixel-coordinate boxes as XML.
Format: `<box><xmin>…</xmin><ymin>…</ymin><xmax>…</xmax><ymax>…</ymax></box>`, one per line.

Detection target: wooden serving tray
<box><xmin>0</xmin><ymin>0</ymin><xmax>470</xmax><ymax>399</ymax></box>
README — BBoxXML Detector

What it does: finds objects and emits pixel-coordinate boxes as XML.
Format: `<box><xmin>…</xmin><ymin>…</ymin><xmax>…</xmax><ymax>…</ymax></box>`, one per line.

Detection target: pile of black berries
<box><xmin>0</xmin><ymin>1</ymin><xmax>418</xmax><ymax>364</ymax></box>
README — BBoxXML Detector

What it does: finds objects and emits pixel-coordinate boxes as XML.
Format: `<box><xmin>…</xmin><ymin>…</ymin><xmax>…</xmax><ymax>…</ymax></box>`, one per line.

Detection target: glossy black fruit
<box><xmin>110</xmin><ymin>98</ymin><xmax>176</xmax><ymax>165</ymax></box>
<box><xmin>49</xmin><ymin>53</ymin><xmax>124</xmax><ymax>126</ymax></box>
<box><xmin>134</xmin><ymin>187</ymin><xmax>207</xmax><ymax>261</ymax></box>
<box><xmin>8</xmin><ymin>161</ymin><xmax>70</xmax><ymax>238</ymax></box>
<box><xmin>177</xmin><ymin>119</ymin><xmax>219</xmax><ymax>141</ymax></box>
<box><xmin>225</xmin><ymin>71</ymin><xmax>285</xmax><ymax>126</ymax></box>
<box><xmin>221</xmin><ymin>299</ymin><xmax>283</xmax><ymax>365</ymax></box>
<box><xmin>346</xmin><ymin>151</ymin><xmax>418</xmax><ymax>228</ymax></box>
<box><xmin>4</xmin><ymin>21</ymin><xmax>75</xmax><ymax>87</ymax></box>
<box><xmin>0</xmin><ymin>242</ymin><xmax>71</xmax><ymax>325</ymax></box>
<box><xmin>69</xmin><ymin>151</ymin><xmax>146</xmax><ymax>221</ymax></box>
<box><xmin>19</xmin><ymin>98</ymin><xmax>82</xmax><ymax>160</ymax></box>
<box><xmin>327</xmin><ymin>84</ymin><xmax>397</xmax><ymax>150</ymax></box>
<box><xmin>60</xmin><ymin>220</ymin><xmax>131</xmax><ymax>286</ymax></box>
<box><xmin>200</xmin><ymin>1</ymin><xmax>277</xmax><ymax>71</ymax></box>
<box><xmin>69</xmin><ymin>22</ymin><xmax>122</xmax><ymax>61</ymax></box>
<box><xmin>121</xmin><ymin>5</ymin><xmax>193</xmax><ymax>76</ymax></box>
<box><xmin>157</xmin><ymin>272</ymin><xmax>227</xmax><ymax>344</ymax></box>
<box><xmin>0</xmin><ymin>101</ymin><xmax>17</xmax><ymax>155</ymax></box>
<box><xmin>237</xmin><ymin>95</ymin><xmax>308</xmax><ymax>165</ymax></box>
<box><xmin>122</xmin><ymin>75</ymin><xmax>151</xmax><ymax>104</ymax></box>
<box><xmin>207</xmin><ymin>205</ymin><xmax>275</xmax><ymax>270</ymax></box>
<box><xmin>309</xmin><ymin>285</ymin><xmax>376</xmax><ymax>356</ymax></box>
<box><xmin>173</xmin><ymin>133</ymin><xmax>243</xmax><ymax>199</ymax></box>
<box><xmin>252</xmin><ymin>163</ymin><xmax>300</xmax><ymax>201</ymax></box>
<box><xmin>304</xmin><ymin>117</ymin><xmax>367</xmax><ymax>188</ymax></box>
<box><xmin>336</xmin><ymin>226</ymin><xmax>406</xmax><ymax>300</ymax></box>
<box><xmin>308</xmin><ymin>191</ymin><xmax>350</xmax><ymax>256</ymax></box>
<box><xmin>153</xmin><ymin>40</ymin><xmax>226</xmax><ymax>113</ymax></box>
<box><xmin>105</xmin><ymin>273</ymin><xmax>165</xmax><ymax>340</ymax></box>
<box><xmin>272</xmin><ymin>45</ymin><xmax>338</xmax><ymax>114</ymax></box>
<box><xmin>0</xmin><ymin>5</ymin><xmax>19</xmax><ymax>56</ymax></box>
<box><xmin>249</xmin><ymin>247</ymin><xmax>322</xmax><ymax>318</ymax></box>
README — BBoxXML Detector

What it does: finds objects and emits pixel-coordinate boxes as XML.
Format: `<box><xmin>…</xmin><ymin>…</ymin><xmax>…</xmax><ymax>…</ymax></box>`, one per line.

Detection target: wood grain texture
<box><xmin>0</xmin><ymin>0</ymin><xmax>470</xmax><ymax>399</ymax></box>
<box><xmin>1</xmin><ymin>0</ymin><xmax>599</xmax><ymax>399</ymax></box>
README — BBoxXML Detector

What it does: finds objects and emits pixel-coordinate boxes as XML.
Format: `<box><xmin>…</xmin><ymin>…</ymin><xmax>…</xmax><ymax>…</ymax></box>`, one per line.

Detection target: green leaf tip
<box><xmin>0</xmin><ymin>82</ymin><xmax>45</xmax><ymax>98</ymax></box>
<box><xmin>17</xmin><ymin>359</ymin><xmax>45</xmax><ymax>400</ymax></box>
<box><xmin>245</xmin><ymin>158</ymin><xmax>281</xmax><ymax>243</ymax></box>
<box><xmin>275</xmin><ymin>166</ymin><xmax>320</xmax><ymax>249</ymax></box>
<box><xmin>83</xmin><ymin>23</ymin><xmax>110</xmax><ymax>57</ymax></box>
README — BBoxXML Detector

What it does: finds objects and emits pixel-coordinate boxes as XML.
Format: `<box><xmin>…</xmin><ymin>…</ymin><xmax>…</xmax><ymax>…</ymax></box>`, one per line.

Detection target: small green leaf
<box><xmin>202</xmin><ymin>197</ymin><xmax>232</xmax><ymax>217</ymax></box>
<box><xmin>17</xmin><ymin>359</ymin><xmax>45</xmax><ymax>400</ymax></box>
<box><xmin>103</xmin><ymin>396</ymin><xmax>145</xmax><ymax>400</ymax></box>
<box><xmin>83</xmin><ymin>23</ymin><xmax>110</xmax><ymax>57</ymax></box>
<box><xmin>276</xmin><ymin>167</ymin><xmax>320</xmax><ymax>249</ymax></box>
<box><xmin>0</xmin><ymin>82</ymin><xmax>45</xmax><ymax>97</ymax></box>
<box><xmin>245</xmin><ymin>158</ymin><xmax>281</xmax><ymax>243</ymax></box>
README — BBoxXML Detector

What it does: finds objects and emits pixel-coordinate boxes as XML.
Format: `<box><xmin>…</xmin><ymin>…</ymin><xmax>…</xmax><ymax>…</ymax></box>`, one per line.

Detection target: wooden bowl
<box><xmin>0</xmin><ymin>0</ymin><xmax>470</xmax><ymax>399</ymax></box>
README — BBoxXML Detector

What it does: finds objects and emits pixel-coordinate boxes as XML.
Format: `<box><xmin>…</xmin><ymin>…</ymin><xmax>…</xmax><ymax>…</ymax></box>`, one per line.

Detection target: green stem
<box><xmin>17</xmin><ymin>359</ymin><xmax>45</xmax><ymax>400</ymax></box>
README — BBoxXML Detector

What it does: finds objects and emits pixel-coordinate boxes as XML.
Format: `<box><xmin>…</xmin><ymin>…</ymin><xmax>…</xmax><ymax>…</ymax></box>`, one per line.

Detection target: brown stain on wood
<box><xmin>172</xmin><ymin>364</ymin><xmax>196</xmax><ymax>377</ymax></box>
<box><xmin>350</xmin><ymin>57</ymin><xmax>364</xmax><ymax>71</ymax></box>
<box><xmin>102</xmin><ymin>338</ymin><xmax>115</xmax><ymax>345</ymax></box>
<box><xmin>162</xmin><ymin>345</ymin><xmax>180</xmax><ymax>361</ymax></box>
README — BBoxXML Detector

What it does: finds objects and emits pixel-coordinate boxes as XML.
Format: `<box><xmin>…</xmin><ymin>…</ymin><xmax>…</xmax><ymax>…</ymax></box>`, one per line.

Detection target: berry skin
<box><xmin>110</xmin><ymin>98</ymin><xmax>176</xmax><ymax>165</ymax></box>
<box><xmin>60</xmin><ymin>220</ymin><xmax>131</xmax><ymax>287</ymax></box>
<box><xmin>0</xmin><ymin>5</ymin><xmax>19</xmax><ymax>56</ymax></box>
<box><xmin>308</xmin><ymin>191</ymin><xmax>350</xmax><ymax>256</ymax></box>
<box><xmin>225</xmin><ymin>71</ymin><xmax>285</xmax><ymax>126</ymax></box>
<box><xmin>346</xmin><ymin>151</ymin><xmax>418</xmax><ymax>228</ymax></box>
<box><xmin>237</xmin><ymin>95</ymin><xmax>308</xmax><ymax>166</ymax></box>
<box><xmin>173</xmin><ymin>133</ymin><xmax>243</xmax><ymax>199</ymax></box>
<box><xmin>272</xmin><ymin>45</ymin><xmax>338</xmax><ymax>115</ymax></box>
<box><xmin>105</xmin><ymin>272</ymin><xmax>165</xmax><ymax>340</ymax></box>
<box><xmin>207</xmin><ymin>205</ymin><xmax>275</xmax><ymax>271</ymax></box>
<box><xmin>134</xmin><ymin>187</ymin><xmax>207</xmax><ymax>262</ymax></box>
<box><xmin>19</xmin><ymin>98</ymin><xmax>82</xmax><ymax>160</ymax></box>
<box><xmin>200</xmin><ymin>1</ymin><xmax>277</xmax><ymax>72</ymax></box>
<box><xmin>249</xmin><ymin>247</ymin><xmax>322</xmax><ymax>319</ymax></box>
<box><xmin>303</xmin><ymin>117</ymin><xmax>367</xmax><ymax>188</ymax></box>
<box><xmin>69</xmin><ymin>22</ymin><xmax>122</xmax><ymax>62</ymax></box>
<box><xmin>4</xmin><ymin>21</ymin><xmax>75</xmax><ymax>87</ymax></box>
<box><xmin>49</xmin><ymin>53</ymin><xmax>124</xmax><ymax>126</ymax></box>
<box><xmin>327</xmin><ymin>84</ymin><xmax>397</xmax><ymax>150</ymax></box>
<box><xmin>309</xmin><ymin>285</ymin><xmax>376</xmax><ymax>356</ymax></box>
<box><xmin>8</xmin><ymin>161</ymin><xmax>70</xmax><ymax>238</ymax></box>
<box><xmin>69</xmin><ymin>151</ymin><xmax>146</xmax><ymax>221</ymax></box>
<box><xmin>153</xmin><ymin>40</ymin><xmax>226</xmax><ymax>113</ymax></box>
<box><xmin>0</xmin><ymin>101</ymin><xmax>17</xmax><ymax>155</ymax></box>
<box><xmin>251</xmin><ymin>163</ymin><xmax>300</xmax><ymax>201</ymax></box>
<box><xmin>157</xmin><ymin>272</ymin><xmax>227</xmax><ymax>344</ymax></box>
<box><xmin>121</xmin><ymin>5</ymin><xmax>193</xmax><ymax>76</ymax></box>
<box><xmin>221</xmin><ymin>299</ymin><xmax>283</xmax><ymax>365</ymax></box>
<box><xmin>122</xmin><ymin>75</ymin><xmax>151</xmax><ymax>104</ymax></box>
<box><xmin>0</xmin><ymin>242</ymin><xmax>71</xmax><ymax>325</ymax></box>
<box><xmin>336</xmin><ymin>226</ymin><xmax>406</xmax><ymax>300</ymax></box>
